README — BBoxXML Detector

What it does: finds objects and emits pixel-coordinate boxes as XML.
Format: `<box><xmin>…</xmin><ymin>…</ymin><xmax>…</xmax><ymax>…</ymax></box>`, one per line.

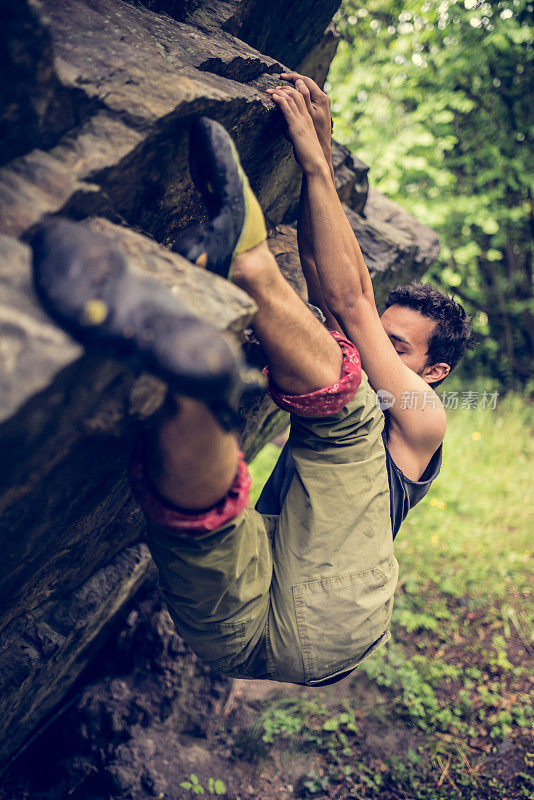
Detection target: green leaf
<box><xmin>481</xmin><ymin>218</ymin><xmax>499</xmax><ymax>235</ymax></box>
<box><xmin>214</xmin><ymin>779</ymin><xmax>226</xmax><ymax>795</ymax></box>
<box><xmin>323</xmin><ymin>717</ymin><xmax>340</xmax><ymax>731</ymax></box>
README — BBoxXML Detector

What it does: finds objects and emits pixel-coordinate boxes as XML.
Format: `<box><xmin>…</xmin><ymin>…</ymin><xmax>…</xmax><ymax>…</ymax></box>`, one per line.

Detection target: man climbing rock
<box><xmin>260</xmin><ymin>74</ymin><xmax>472</xmax><ymax>536</ymax></box>
<box><xmin>33</xmin><ymin>82</ymin><xmax>472</xmax><ymax>684</ymax></box>
<box><xmin>32</xmin><ymin>116</ymin><xmax>397</xmax><ymax>686</ymax></box>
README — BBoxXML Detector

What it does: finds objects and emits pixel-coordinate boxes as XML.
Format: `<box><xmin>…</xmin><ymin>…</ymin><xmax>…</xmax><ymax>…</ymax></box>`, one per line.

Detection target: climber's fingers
<box><xmin>270</xmin><ymin>91</ymin><xmax>297</xmax><ymax>122</ymax></box>
<box><xmin>276</xmin><ymin>86</ymin><xmax>310</xmax><ymax>118</ymax></box>
<box><xmin>284</xmin><ymin>92</ymin><xmax>303</xmax><ymax>119</ymax></box>
<box><xmin>265</xmin><ymin>86</ymin><xmax>296</xmax><ymax>108</ymax></box>
<box><xmin>271</xmin><ymin>88</ymin><xmax>295</xmax><ymax>110</ymax></box>
<box><xmin>279</xmin><ymin>72</ymin><xmax>328</xmax><ymax>105</ymax></box>
<box><xmin>294</xmin><ymin>79</ymin><xmax>314</xmax><ymax>116</ymax></box>
<box><xmin>280</xmin><ymin>92</ymin><xmax>300</xmax><ymax>118</ymax></box>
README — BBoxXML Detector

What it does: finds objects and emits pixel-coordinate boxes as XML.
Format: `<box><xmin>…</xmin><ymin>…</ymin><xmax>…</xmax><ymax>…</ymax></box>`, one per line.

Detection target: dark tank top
<box><xmin>255</xmin><ymin>426</ymin><xmax>442</xmax><ymax>539</ymax></box>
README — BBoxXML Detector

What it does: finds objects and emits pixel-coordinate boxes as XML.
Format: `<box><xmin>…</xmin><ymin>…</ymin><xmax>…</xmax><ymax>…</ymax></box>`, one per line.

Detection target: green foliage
<box><xmin>257</xmin><ymin>697</ymin><xmax>358</xmax><ymax>745</ymax></box>
<box><xmin>249</xmin><ymin>697</ymin><xmax>361</xmax><ymax>795</ymax></box>
<box><xmin>259</xmin><ymin>697</ymin><xmax>318</xmax><ymax>742</ymax></box>
<box><xmin>248</xmin><ymin>442</ymin><xmax>281</xmax><ymax>506</ymax></box>
<box><xmin>180</xmin><ymin>774</ymin><xmax>226</xmax><ymax>795</ymax></box>
<box><xmin>328</xmin><ymin>0</ymin><xmax>533</xmax><ymax>390</ymax></box>
<box><xmin>395</xmin><ymin>392</ymin><xmax>533</xmax><ymax>601</ymax></box>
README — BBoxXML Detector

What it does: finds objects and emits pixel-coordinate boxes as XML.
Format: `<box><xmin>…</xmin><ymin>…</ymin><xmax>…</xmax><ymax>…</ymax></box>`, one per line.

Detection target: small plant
<box><xmin>180</xmin><ymin>774</ymin><xmax>226</xmax><ymax>795</ymax></box>
<box><xmin>257</xmin><ymin>696</ymin><xmax>323</xmax><ymax>743</ymax></box>
<box><xmin>257</xmin><ymin>699</ymin><xmax>361</xmax><ymax>797</ymax></box>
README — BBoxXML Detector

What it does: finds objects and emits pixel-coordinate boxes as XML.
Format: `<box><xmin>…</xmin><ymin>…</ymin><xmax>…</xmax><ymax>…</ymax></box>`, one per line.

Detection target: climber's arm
<box><xmin>303</xmin><ymin>162</ymin><xmax>446</xmax><ymax>472</ymax></box>
<box><xmin>297</xmin><ymin>178</ymin><xmax>342</xmax><ymax>332</ymax></box>
<box><xmin>269</xmin><ymin>74</ymin><xmax>341</xmax><ymax>331</ymax></box>
<box><xmin>269</xmin><ymin>84</ymin><xmax>446</xmax><ymax>476</ymax></box>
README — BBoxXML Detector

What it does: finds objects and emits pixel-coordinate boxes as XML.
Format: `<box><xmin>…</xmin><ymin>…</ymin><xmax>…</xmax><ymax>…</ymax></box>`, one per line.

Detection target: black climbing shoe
<box><xmin>32</xmin><ymin>218</ymin><xmax>264</xmax><ymax>427</ymax></box>
<box><xmin>172</xmin><ymin>117</ymin><xmax>267</xmax><ymax>278</ymax></box>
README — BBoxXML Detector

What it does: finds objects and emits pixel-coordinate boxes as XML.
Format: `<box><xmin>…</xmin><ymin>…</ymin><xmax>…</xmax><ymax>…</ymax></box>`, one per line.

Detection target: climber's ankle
<box><xmin>230</xmin><ymin>240</ymin><xmax>281</xmax><ymax>296</ymax></box>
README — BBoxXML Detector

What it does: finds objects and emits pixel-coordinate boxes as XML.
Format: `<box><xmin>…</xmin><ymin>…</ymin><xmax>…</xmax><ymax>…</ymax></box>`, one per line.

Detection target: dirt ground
<box><xmin>0</xmin><ymin>580</ymin><xmax>409</xmax><ymax>800</ymax></box>
<box><xmin>1</xmin><ymin>578</ymin><xmax>530</xmax><ymax>800</ymax></box>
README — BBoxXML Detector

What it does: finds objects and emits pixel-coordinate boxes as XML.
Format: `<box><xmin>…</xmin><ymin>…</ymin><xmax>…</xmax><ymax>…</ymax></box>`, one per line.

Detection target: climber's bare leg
<box><xmin>231</xmin><ymin>240</ymin><xmax>342</xmax><ymax>396</ymax></box>
<box><xmin>147</xmin><ymin>241</ymin><xmax>342</xmax><ymax>510</ymax></box>
<box><xmin>147</xmin><ymin>395</ymin><xmax>240</xmax><ymax>510</ymax></box>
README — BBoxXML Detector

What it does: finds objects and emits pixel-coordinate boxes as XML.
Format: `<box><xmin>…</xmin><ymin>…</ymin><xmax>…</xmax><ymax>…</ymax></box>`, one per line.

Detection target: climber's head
<box><xmin>381</xmin><ymin>282</ymin><xmax>473</xmax><ymax>387</ymax></box>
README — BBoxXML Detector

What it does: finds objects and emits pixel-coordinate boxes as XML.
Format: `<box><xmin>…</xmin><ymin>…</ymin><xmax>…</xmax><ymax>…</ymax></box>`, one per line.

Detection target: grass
<box><xmin>245</xmin><ymin>392</ymin><xmax>533</xmax><ymax>799</ymax></box>
<box><xmin>249</xmin><ymin>442</ymin><xmax>282</xmax><ymax>507</ymax></box>
<box><xmin>396</xmin><ymin>392</ymin><xmax>532</xmax><ymax>604</ymax></box>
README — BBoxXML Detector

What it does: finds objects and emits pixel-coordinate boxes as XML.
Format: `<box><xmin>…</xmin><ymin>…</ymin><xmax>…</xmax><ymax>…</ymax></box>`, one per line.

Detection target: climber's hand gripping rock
<box><xmin>266</xmin><ymin>73</ymin><xmax>333</xmax><ymax>169</ymax></box>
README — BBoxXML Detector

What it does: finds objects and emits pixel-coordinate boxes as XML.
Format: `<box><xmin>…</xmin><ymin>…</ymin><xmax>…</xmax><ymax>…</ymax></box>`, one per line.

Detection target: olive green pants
<box><xmin>144</xmin><ymin>370</ymin><xmax>398</xmax><ymax>685</ymax></box>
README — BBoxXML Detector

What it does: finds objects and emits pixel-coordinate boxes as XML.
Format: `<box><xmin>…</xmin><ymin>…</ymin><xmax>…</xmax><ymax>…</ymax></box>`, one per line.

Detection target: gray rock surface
<box><xmin>0</xmin><ymin>0</ymin><xmax>439</xmax><ymax>768</ymax></box>
<box><xmin>332</xmin><ymin>141</ymin><xmax>370</xmax><ymax>216</ymax></box>
<box><xmin>184</xmin><ymin>0</ymin><xmax>342</xmax><ymax>68</ymax></box>
<box><xmin>298</xmin><ymin>21</ymin><xmax>341</xmax><ymax>89</ymax></box>
<box><xmin>0</xmin><ymin>545</ymin><xmax>153</xmax><ymax>773</ymax></box>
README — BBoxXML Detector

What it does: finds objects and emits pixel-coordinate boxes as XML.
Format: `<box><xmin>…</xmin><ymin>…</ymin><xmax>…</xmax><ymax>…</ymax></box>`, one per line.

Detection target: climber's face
<box><xmin>380</xmin><ymin>304</ymin><xmax>441</xmax><ymax>381</ymax></box>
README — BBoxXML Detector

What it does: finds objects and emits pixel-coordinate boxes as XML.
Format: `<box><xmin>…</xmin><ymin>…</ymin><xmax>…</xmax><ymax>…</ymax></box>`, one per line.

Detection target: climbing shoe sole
<box><xmin>172</xmin><ymin>117</ymin><xmax>267</xmax><ymax>278</ymax></box>
<box><xmin>32</xmin><ymin>218</ymin><xmax>264</xmax><ymax>422</ymax></box>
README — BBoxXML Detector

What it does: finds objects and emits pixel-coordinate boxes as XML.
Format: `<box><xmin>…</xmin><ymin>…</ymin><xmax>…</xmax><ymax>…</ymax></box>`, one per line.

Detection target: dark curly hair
<box><xmin>385</xmin><ymin>282</ymin><xmax>473</xmax><ymax>385</ymax></box>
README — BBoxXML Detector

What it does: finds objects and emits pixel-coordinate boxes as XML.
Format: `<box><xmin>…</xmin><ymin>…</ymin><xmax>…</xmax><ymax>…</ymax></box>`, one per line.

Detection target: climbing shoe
<box><xmin>172</xmin><ymin>117</ymin><xmax>267</xmax><ymax>278</ymax></box>
<box><xmin>32</xmin><ymin>218</ymin><xmax>264</xmax><ymax>427</ymax></box>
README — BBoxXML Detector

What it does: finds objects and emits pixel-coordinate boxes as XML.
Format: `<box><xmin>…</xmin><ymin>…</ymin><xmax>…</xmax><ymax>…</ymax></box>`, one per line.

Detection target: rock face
<box><xmin>0</xmin><ymin>0</ymin><xmax>439</xmax><ymax>768</ymax></box>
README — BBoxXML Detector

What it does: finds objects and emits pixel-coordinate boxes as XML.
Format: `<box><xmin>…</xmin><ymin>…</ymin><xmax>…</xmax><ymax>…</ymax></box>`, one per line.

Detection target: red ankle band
<box><xmin>129</xmin><ymin>448</ymin><xmax>251</xmax><ymax>535</ymax></box>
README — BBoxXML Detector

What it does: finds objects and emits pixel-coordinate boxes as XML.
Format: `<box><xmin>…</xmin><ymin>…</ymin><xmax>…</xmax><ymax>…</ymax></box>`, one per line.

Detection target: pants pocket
<box><xmin>165</xmin><ymin>607</ymin><xmax>247</xmax><ymax>665</ymax></box>
<box><xmin>292</xmin><ymin>560</ymin><xmax>397</xmax><ymax>684</ymax></box>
